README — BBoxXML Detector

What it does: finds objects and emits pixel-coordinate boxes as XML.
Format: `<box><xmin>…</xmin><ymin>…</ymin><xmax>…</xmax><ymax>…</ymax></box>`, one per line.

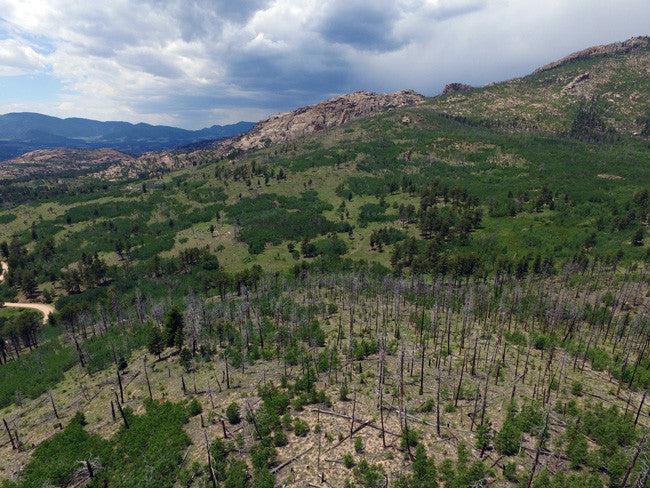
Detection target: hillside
<box><xmin>93</xmin><ymin>38</ymin><xmax>650</xmax><ymax>181</ymax></box>
<box><xmin>426</xmin><ymin>36</ymin><xmax>650</xmax><ymax>137</ymax></box>
<box><xmin>0</xmin><ymin>148</ymin><xmax>136</xmax><ymax>180</ymax></box>
<box><xmin>215</xmin><ymin>90</ymin><xmax>426</xmax><ymax>155</ymax></box>
<box><xmin>0</xmin><ymin>37</ymin><xmax>649</xmax><ymax>488</ymax></box>
<box><xmin>0</xmin><ymin>91</ymin><xmax>424</xmax><ymax>181</ymax></box>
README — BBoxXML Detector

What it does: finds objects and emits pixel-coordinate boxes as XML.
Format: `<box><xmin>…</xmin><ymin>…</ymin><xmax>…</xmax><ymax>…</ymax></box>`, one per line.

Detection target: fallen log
<box><xmin>271</xmin><ymin>446</ymin><xmax>313</xmax><ymax>474</ymax></box>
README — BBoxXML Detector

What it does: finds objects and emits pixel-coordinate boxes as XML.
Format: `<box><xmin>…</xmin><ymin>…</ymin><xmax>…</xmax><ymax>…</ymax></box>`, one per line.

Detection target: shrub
<box><xmin>273</xmin><ymin>428</ymin><xmax>288</xmax><ymax>447</ymax></box>
<box><xmin>566</xmin><ymin>428</ymin><xmax>589</xmax><ymax>469</ymax></box>
<box><xmin>495</xmin><ymin>403</ymin><xmax>521</xmax><ymax>456</ymax></box>
<box><xmin>444</xmin><ymin>402</ymin><xmax>457</xmax><ymax>413</ymax></box>
<box><xmin>353</xmin><ymin>459</ymin><xmax>386</xmax><ymax>488</ymax></box>
<box><xmin>178</xmin><ymin>347</ymin><xmax>192</xmax><ymax>372</ymax></box>
<box><xmin>503</xmin><ymin>462</ymin><xmax>518</xmax><ymax>482</ymax></box>
<box><xmin>354</xmin><ymin>436</ymin><xmax>364</xmax><ymax>453</ymax></box>
<box><xmin>340</xmin><ymin>383</ymin><xmax>349</xmax><ymax>401</ymax></box>
<box><xmin>282</xmin><ymin>412</ymin><xmax>293</xmax><ymax>430</ymax></box>
<box><xmin>226</xmin><ymin>402</ymin><xmax>241</xmax><ymax>425</ymax></box>
<box><xmin>293</xmin><ymin>418</ymin><xmax>310</xmax><ymax>437</ymax></box>
<box><xmin>187</xmin><ymin>398</ymin><xmax>202</xmax><ymax>417</ymax></box>
<box><xmin>571</xmin><ymin>381</ymin><xmax>583</xmax><ymax>397</ymax></box>
<box><xmin>588</xmin><ymin>348</ymin><xmax>610</xmax><ymax>371</ymax></box>
<box><xmin>117</xmin><ymin>356</ymin><xmax>127</xmax><ymax>371</ymax></box>
<box><xmin>343</xmin><ymin>453</ymin><xmax>355</xmax><ymax>469</ymax></box>
<box><xmin>420</xmin><ymin>398</ymin><xmax>436</xmax><ymax>413</ymax></box>
<box><xmin>531</xmin><ymin>333</ymin><xmax>554</xmax><ymax>350</ymax></box>
<box><xmin>401</xmin><ymin>428</ymin><xmax>420</xmax><ymax>449</ymax></box>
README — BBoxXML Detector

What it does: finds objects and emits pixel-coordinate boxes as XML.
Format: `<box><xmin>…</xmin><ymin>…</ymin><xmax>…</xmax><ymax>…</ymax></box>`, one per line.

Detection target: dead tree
<box><xmin>3</xmin><ymin>417</ymin><xmax>16</xmax><ymax>450</ymax></box>
<box><xmin>143</xmin><ymin>356</ymin><xmax>152</xmax><ymax>400</ymax></box>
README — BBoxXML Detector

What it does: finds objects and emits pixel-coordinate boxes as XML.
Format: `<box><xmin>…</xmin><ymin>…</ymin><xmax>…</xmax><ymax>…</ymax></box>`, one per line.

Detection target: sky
<box><xmin>0</xmin><ymin>0</ymin><xmax>648</xmax><ymax>129</ymax></box>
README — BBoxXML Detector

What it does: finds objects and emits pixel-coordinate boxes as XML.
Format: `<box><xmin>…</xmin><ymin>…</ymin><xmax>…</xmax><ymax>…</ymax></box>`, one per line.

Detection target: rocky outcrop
<box><xmin>532</xmin><ymin>36</ymin><xmax>649</xmax><ymax>75</ymax></box>
<box><xmin>561</xmin><ymin>72</ymin><xmax>591</xmax><ymax>95</ymax></box>
<box><xmin>215</xmin><ymin>90</ymin><xmax>425</xmax><ymax>155</ymax></box>
<box><xmin>439</xmin><ymin>83</ymin><xmax>474</xmax><ymax>98</ymax></box>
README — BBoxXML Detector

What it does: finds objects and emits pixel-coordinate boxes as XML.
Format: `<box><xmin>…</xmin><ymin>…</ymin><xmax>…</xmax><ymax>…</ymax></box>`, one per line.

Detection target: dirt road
<box><xmin>2</xmin><ymin>302</ymin><xmax>55</xmax><ymax>323</ymax></box>
<box><xmin>0</xmin><ymin>261</ymin><xmax>55</xmax><ymax>322</ymax></box>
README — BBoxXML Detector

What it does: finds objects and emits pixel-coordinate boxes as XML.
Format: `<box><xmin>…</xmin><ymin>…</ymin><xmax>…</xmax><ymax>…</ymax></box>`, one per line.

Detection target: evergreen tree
<box><xmin>163</xmin><ymin>306</ymin><xmax>185</xmax><ymax>351</ymax></box>
<box><xmin>475</xmin><ymin>416</ymin><xmax>492</xmax><ymax>457</ymax></box>
<box><xmin>224</xmin><ymin>458</ymin><xmax>250</xmax><ymax>488</ymax></box>
<box><xmin>631</xmin><ymin>227</ymin><xmax>645</xmax><ymax>246</ymax></box>
<box><xmin>411</xmin><ymin>443</ymin><xmax>438</xmax><ymax>488</ymax></box>
<box><xmin>21</xmin><ymin>270</ymin><xmax>38</xmax><ymax>297</ymax></box>
<box><xmin>495</xmin><ymin>403</ymin><xmax>522</xmax><ymax>456</ymax></box>
<box><xmin>226</xmin><ymin>402</ymin><xmax>241</xmax><ymax>424</ymax></box>
<box><xmin>178</xmin><ymin>348</ymin><xmax>192</xmax><ymax>372</ymax></box>
<box><xmin>565</xmin><ymin>426</ymin><xmax>588</xmax><ymax>469</ymax></box>
<box><xmin>147</xmin><ymin>327</ymin><xmax>164</xmax><ymax>358</ymax></box>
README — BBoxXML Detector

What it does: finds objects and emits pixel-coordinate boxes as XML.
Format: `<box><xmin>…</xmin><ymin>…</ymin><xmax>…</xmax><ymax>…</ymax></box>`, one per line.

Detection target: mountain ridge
<box><xmin>2</xmin><ymin>36</ymin><xmax>648</xmax><ymax>181</ymax></box>
<box><xmin>0</xmin><ymin>113</ymin><xmax>256</xmax><ymax>161</ymax></box>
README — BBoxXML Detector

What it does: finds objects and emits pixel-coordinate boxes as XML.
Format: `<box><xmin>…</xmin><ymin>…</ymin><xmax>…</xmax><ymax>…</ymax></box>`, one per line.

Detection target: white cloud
<box><xmin>0</xmin><ymin>37</ymin><xmax>47</xmax><ymax>75</ymax></box>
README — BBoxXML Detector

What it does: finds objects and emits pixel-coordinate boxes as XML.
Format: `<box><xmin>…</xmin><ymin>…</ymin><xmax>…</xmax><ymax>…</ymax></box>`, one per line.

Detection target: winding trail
<box><xmin>0</xmin><ymin>261</ymin><xmax>55</xmax><ymax>323</ymax></box>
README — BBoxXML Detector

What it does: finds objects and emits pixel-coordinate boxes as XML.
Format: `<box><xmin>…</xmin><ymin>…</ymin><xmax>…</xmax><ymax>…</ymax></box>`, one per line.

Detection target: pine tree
<box><xmin>411</xmin><ymin>443</ymin><xmax>438</xmax><ymax>488</ymax></box>
<box><xmin>21</xmin><ymin>270</ymin><xmax>38</xmax><ymax>297</ymax></box>
<box><xmin>475</xmin><ymin>416</ymin><xmax>492</xmax><ymax>457</ymax></box>
<box><xmin>565</xmin><ymin>426</ymin><xmax>588</xmax><ymax>469</ymax></box>
<box><xmin>163</xmin><ymin>306</ymin><xmax>185</xmax><ymax>351</ymax></box>
<box><xmin>495</xmin><ymin>403</ymin><xmax>521</xmax><ymax>456</ymax></box>
<box><xmin>147</xmin><ymin>327</ymin><xmax>164</xmax><ymax>358</ymax></box>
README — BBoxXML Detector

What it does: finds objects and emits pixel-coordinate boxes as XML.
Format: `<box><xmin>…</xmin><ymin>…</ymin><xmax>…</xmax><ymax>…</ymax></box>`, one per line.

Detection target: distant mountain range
<box><xmin>0</xmin><ymin>112</ymin><xmax>256</xmax><ymax>161</ymax></box>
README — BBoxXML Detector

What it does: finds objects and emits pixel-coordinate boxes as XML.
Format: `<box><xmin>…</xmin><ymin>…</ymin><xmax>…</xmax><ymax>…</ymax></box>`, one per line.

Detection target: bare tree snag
<box><xmin>3</xmin><ymin>418</ymin><xmax>16</xmax><ymax>450</ymax></box>
<box><xmin>635</xmin><ymin>391</ymin><xmax>647</xmax><ymax>426</ymax></box>
<box><xmin>48</xmin><ymin>389</ymin><xmax>59</xmax><ymax>419</ymax></box>
<box><xmin>116</xmin><ymin>366</ymin><xmax>124</xmax><ymax>404</ymax></box>
<box><xmin>143</xmin><ymin>357</ymin><xmax>152</xmax><ymax>400</ymax></box>
<box><xmin>113</xmin><ymin>390</ymin><xmax>129</xmax><ymax>429</ymax></box>
<box><xmin>204</xmin><ymin>430</ymin><xmax>218</xmax><ymax>488</ymax></box>
<box><xmin>619</xmin><ymin>429</ymin><xmax>649</xmax><ymax>488</ymax></box>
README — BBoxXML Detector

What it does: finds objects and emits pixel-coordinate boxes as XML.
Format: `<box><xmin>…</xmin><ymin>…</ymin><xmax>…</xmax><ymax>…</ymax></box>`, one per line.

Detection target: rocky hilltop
<box><xmin>216</xmin><ymin>90</ymin><xmax>425</xmax><ymax>155</ymax></box>
<box><xmin>0</xmin><ymin>147</ymin><xmax>135</xmax><ymax>180</ymax></box>
<box><xmin>532</xmin><ymin>36</ymin><xmax>649</xmax><ymax>75</ymax></box>
<box><xmin>439</xmin><ymin>83</ymin><xmax>474</xmax><ymax>98</ymax></box>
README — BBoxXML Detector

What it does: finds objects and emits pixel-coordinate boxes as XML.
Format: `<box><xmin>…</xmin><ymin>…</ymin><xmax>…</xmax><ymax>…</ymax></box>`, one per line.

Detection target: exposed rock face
<box><xmin>439</xmin><ymin>83</ymin><xmax>474</xmax><ymax>98</ymax></box>
<box><xmin>561</xmin><ymin>72</ymin><xmax>591</xmax><ymax>95</ymax></box>
<box><xmin>532</xmin><ymin>36</ymin><xmax>649</xmax><ymax>75</ymax></box>
<box><xmin>216</xmin><ymin>90</ymin><xmax>425</xmax><ymax>155</ymax></box>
